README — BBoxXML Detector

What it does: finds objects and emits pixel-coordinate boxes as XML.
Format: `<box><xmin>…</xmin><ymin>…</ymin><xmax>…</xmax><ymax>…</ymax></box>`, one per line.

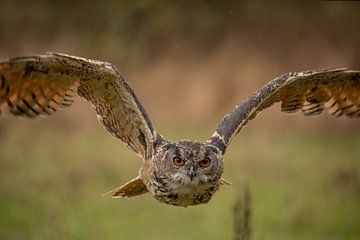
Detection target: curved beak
<box><xmin>187</xmin><ymin>166</ymin><xmax>196</xmax><ymax>181</ymax></box>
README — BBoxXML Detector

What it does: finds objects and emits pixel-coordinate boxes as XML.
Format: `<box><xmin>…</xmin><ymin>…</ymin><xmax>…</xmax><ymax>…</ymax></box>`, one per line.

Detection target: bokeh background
<box><xmin>0</xmin><ymin>1</ymin><xmax>359</xmax><ymax>239</ymax></box>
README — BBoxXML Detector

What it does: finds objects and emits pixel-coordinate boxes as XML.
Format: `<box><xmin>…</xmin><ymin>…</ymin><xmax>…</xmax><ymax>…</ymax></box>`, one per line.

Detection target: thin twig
<box><xmin>233</xmin><ymin>183</ymin><xmax>252</xmax><ymax>240</ymax></box>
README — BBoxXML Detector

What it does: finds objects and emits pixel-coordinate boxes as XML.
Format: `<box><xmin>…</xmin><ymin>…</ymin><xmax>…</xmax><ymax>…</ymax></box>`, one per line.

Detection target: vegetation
<box><xmin>0</xmin><ymin>120</ymin><xmax>359</xmax><ymax>239</ymax></box>
<box><xmin>0</xmin><ymin>1</ymin><xmax>359</xmax><ymax>239</ymax></box>
<box><xmin>233</xmin><ymin>184</ymin><xmax>252</xmax><ymax>240</ymax></box>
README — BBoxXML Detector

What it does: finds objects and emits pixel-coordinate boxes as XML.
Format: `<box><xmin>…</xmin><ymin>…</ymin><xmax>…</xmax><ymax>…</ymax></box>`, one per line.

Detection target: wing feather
<box><xmin>209</xmin><ymin>69</ymin><xmax>360</xmax><ymax>152</ymax></box>
<box><xmin>0</xmin><ymin>53</ymin><xmax>157</xmax><ymax>160</ymax></box>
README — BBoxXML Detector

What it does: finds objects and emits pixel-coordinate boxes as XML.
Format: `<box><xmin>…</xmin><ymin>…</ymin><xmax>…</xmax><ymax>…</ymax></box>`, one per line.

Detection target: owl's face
<box><xmin>153</xmin><ymin>140</ymin><xmax>224</xmax><ymax>187</ymax></box>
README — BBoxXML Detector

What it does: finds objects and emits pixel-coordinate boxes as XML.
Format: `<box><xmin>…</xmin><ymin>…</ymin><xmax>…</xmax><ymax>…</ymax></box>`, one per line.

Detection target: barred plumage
<box><xmin>210</xmin><ymin>69</ymin><xmax>360</xmax><ymax>151</ymax></box>
<box><xmin>0</xmin><ymin>53</ymin><xmax>156</xmax><ymax>160</ymax></box>
<box><xmin>1</xmin><ymin>53</ymin><xmax>359</xmax><ymax>207</ymax></box>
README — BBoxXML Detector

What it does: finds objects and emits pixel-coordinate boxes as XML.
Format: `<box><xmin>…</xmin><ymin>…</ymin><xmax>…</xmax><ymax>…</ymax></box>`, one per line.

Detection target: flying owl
<box><xmin>0</xmin><ymin>53</ymin><xmax>359</xmax><ymax>207</ymax></box>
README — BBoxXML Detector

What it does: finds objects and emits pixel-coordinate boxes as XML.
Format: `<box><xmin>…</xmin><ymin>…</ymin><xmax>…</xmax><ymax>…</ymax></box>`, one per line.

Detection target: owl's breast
<box><xmin>146</xmin><ymin>175</ymin><xmax>220</xmax><ymax>207</ymax></box>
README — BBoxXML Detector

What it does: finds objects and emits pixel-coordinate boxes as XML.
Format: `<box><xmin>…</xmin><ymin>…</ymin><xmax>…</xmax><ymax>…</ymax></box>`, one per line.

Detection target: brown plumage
<box><xmin>1</xmin><ymin>53</ymin><xmax>359</xmax><ymax>207</ymax></box>
<box><xmin>0</xmin><ymin>53</ymin><xmax>156</xmax><ymax>160</ymax></box>
<box><xmin>209</xmin><ymin>69</ymin><xmax>360</xmax><ymax>152</ymax></box>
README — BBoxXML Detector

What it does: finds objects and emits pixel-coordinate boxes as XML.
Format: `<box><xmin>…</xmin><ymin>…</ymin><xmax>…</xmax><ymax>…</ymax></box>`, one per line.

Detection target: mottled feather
<box><xmin>2</xmin><ymin>53</ymin><xmax>359</xmax><ymax>207</ymax></box>
<box><xmin>209</xmin><ymin>69</ymin><xmax>360</xmax><ymax>152</ymax></box>
<box><xmin>105</xmin><ymin>176</ymin><xmax>148</xmax><ymax>198</ymax></box>
<box><xmin>0</xmin><ymin>53</ymin><xmax>156</xmax><ymax>159</ymax></box>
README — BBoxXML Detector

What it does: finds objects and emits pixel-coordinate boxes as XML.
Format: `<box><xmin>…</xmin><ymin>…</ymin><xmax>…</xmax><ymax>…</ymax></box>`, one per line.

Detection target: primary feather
<box><xmin>209</xmin><ymin>69</ymin><xmax>360</xmax><ymax>152</ymax></box>
<box><xmin>0</xmin><ymin>53</ymin><xmax>156</xmax><ymax>160</ymax></box>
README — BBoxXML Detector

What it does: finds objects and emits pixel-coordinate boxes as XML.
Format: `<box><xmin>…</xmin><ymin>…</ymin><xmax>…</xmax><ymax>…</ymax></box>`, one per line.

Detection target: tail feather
<box><xmin>103</xmin><ymin>176</ymin><xmax>148</xmax><ymax>198</ymax></box>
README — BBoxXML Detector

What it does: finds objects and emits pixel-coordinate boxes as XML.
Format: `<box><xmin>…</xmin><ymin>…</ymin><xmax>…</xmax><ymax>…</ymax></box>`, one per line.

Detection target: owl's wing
<box><xmin>0</xmin><ymin>53</ymin><xmax>159</xmax><ymax>160</ymax></box>
<box><xmin>208</xmin><ymin>69</ymin><xmax>360</xmax><ymax>153</ymax></box>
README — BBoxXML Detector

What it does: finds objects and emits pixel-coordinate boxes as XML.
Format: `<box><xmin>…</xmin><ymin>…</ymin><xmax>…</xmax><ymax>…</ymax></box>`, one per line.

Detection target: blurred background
<box><xmin>0</xmin><ymin>1</ymin><xmax>359</xmax><ymax>239</ymax></box>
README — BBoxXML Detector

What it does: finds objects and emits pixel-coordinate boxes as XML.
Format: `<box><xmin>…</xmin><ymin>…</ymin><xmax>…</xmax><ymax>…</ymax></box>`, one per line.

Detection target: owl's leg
<box><xmin>103</xmin><ymin>176</ymin><xmax>148</xmax><ymax>198</ymax></box>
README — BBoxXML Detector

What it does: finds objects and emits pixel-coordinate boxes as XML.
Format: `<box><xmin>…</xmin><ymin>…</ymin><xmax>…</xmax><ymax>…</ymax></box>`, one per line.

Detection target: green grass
<box><xmin>0</xmin><ymin>120</ymin><xmax>359</xmax><ymax>240</ymax></box>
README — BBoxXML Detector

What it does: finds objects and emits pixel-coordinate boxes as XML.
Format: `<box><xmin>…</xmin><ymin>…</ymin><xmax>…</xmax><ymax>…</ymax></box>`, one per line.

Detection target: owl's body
<box><xmin>144</xmin><ymin>165</ymin><xmax>220</xmax><ymax>207</ymax></box>
<box><xmin>0</xmin><ymin>53</ymin><xmax>359</xmax><ymax>207</ymax></box>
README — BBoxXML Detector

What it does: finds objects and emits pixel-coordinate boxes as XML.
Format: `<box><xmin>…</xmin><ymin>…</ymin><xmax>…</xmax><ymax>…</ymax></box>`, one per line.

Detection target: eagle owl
<box><xmin>0</xmin><ymin>53</ymin><xmax>359</xmax><ymax>207</ymax></box>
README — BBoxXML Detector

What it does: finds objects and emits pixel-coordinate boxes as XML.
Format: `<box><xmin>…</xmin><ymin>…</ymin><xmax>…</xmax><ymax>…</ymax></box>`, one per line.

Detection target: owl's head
<box><xmin>153</xmin><ymin>140</ymin><xmax>224</xmax><ymax>186</ymax></box>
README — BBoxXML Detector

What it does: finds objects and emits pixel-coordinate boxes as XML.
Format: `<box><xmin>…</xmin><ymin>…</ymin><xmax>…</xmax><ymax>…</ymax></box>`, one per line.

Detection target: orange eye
<box><xmin>199</xmin><ymin>158</ymin><xmax>211</xmax><ymax>168</ymax></box>
<box><xmin>173</xmin><ymin>157</ymin><xmax>185</xmax><ymax>166</ymax></box>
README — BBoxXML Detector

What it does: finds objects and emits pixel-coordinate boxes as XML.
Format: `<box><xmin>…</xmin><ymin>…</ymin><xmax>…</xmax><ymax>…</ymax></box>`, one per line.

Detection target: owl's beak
<box><xmin>187</xmin><ymin>166</ymin><xmax>196</xmax><ymax>181</ymax></box>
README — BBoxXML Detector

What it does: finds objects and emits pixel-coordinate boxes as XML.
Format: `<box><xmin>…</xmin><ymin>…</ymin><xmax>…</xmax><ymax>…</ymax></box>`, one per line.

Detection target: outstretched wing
<box><xmin>209</xmin><ymin>69</ymin><xmax>360</xmax><ymax>153</ymax></box>
<box><xmin>0</xmin><ymin>53</ymin><xmax>158</xmax><ymax>160</ymax></box>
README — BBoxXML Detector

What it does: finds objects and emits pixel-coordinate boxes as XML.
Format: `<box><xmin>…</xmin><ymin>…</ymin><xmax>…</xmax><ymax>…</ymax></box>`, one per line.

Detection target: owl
<box><xmin>0</xmin><ymin>53</ymin><xmax>359</xmax><ymax>207</ymax></box>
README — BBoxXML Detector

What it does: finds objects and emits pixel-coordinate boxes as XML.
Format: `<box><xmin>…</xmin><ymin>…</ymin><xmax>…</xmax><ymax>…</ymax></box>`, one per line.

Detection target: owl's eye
<box><xmin>173</xmin><ymin>156</ymin><xmax>185</xmax><ymax>166</ymax></box>
<box><xmin>199</xmin><ymin>158</ymin><xmax>211</xmax><ymax>168</ymax></box>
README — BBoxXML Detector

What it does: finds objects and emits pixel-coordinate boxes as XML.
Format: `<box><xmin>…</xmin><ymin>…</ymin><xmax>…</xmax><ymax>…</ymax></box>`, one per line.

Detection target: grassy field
<box><xmin>1</xmin><ymin>2</ymin><xmax>360</xmax><ymax>239</ymax></box>
<box><xmin>0</xmin><ymin>113</ymin><xmax>359</xmax><ymax>240</ymax></box>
